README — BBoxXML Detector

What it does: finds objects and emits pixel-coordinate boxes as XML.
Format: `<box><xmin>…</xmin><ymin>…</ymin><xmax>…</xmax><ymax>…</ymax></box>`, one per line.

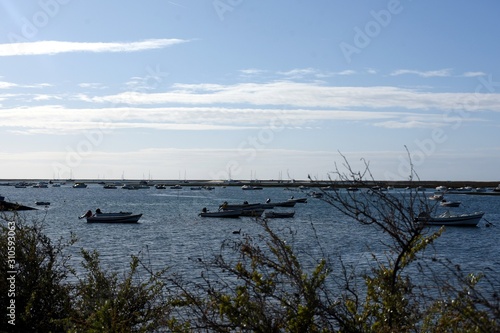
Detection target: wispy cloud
<box><xmin>0</xmin><ymin>81</ymin><xmax>18</xmax><ymax>89</ymax></box>
<box><xmin>336</xmin><ymin>70</ymin><xmax>356</xmax><ymax>76</ymax></box>
<box><xmin>390</xmin><ymin>68</ymin><xmax>453</xmax><ymax>77</ymax></box>
<box><xmin>239</xmin><ymin>69</ymin><xmax>268</xmax><ymax>76</ymax></box>
<box><xmin>277</xmin><ymin>68</ymin><xmax>318</xmax><ymax>79</ymax></box>
<box><xmin>0</xmin><ymin>103</ymin><xmax>485</xmax><ymax>135</ymax></box>
<box><xmin>0</xmin><ymin>39</ymin><xmax>189</xmax><ymax>56</ymax></box>
<box><xmin>0</xmin><ymin>81</ymin><xmax>52</xmax><ymax>89</ymax></box>
<box><xmin>81</xmin><ymin>81</ymin><xmax>500</xmax><ymax>112</ymax></box>
<box><xmin>462</xmin><ymin>71</ymin><xmax>486</xmax><ymax>77</ymax></box>
<box><xmin>79</xmin><ymin>83</ymin><xmax>108</xmax><ymax>89</ymax></box>
<box><xmin>2</xmin><ymin>78</ymin><xmax>499</xmax><ymax>135</ymax></box>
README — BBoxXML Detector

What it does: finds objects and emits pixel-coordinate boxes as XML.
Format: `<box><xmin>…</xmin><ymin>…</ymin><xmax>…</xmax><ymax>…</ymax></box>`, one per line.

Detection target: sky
<box><xmin>0</xmin><ymin>0</ymin><xmax>499</xmax><ymax>181</ymax></box>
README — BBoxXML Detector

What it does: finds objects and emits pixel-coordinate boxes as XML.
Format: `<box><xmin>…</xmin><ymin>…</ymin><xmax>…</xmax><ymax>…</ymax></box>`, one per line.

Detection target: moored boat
<box><xmin>199</xmin><ymin>208</ymin><xmax>241</xmax><ymax>218</ymax></box>
<box><xmin>440</xmin><ymin>200</ymin><xmax>461</xmax><ymax>207</ymax></box>
<box><xmin>287</xmin><ymin>197</ymin><xmax>307</xmax><ymax>203</ymax></box>
<box><xmin>416</xmin><ymin>211</ymin><xmax>484</xmax><ymax>227</ymax></box>
<box><xmin>429</xmin><ymin>194</ymin><xmax>444</xmax><ymax>201</ymax></box>
<box><xmin>219</xmin><ymin>202</ymin><xmax>260</xmax><ymax>210</ymax></box>
<box><xmin>81</xmin><ymin>211</ymin><xmax>142</xmax><ymax>223</ymax></box>
<box><xmin>222</xmin><ymin>202</ymin><xmax>275</xmax><ymax>210</ymax></box>
<box><xmin>241</xmin><ymin>185</ymin><xmax>263</xmax><ymax>190</ymax></box>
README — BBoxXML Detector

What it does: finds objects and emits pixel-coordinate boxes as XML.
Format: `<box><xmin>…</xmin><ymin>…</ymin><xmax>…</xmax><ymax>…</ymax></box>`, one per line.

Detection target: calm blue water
<box><xmin>2</xmin><ymin>184</ymin><xmax>500</xmax><ymax>281</ymax></box>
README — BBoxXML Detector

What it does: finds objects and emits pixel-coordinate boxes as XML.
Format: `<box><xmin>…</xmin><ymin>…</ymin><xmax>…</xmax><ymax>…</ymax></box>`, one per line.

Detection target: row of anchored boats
<box><xmin>77</xmin><ymin>197</ymin><xmax>308</xmax><ymax>223</ymax></box>
<box><xmin>198</xmin><ymin>197</ymin><xmax>307</xmax><ymax>219</ymax></box>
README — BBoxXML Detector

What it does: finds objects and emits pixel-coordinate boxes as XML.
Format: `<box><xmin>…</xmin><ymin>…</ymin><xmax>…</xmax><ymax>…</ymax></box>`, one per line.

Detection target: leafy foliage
<box><xmin>0</xmin><ymin>213</ymin><xmax>75</xmax><ymax>332</ymax></box>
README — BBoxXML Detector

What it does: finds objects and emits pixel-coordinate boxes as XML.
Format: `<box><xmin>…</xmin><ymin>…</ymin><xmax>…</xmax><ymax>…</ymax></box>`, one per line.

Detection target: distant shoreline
<box><xmin>1</xmin><ymin>179</ymin><xmax>499</xmax><ymax>189</ymax></box>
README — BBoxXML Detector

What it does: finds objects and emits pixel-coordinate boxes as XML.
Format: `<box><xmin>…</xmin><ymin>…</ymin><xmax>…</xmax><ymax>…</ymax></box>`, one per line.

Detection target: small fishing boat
<box><xmin>80</xmin><ymin>211</ymin><xmax>142</xmax><ymax>223</ymax></box>
<box><xmin>416</xmin><ymin>211</ymin><xmax>484</xmax><ymax>227</ymax></box>
<box><xmin>429</xmin><ymin>194</ymin><xmax>444</xmax><ymax>201</ymax></box>
<box><xmin>35</xmin><ymin>201</ymin><xmax>50</xmax><ymax>206</ymax></box>
<box><xmin>287</xmin><ymin>197</ymin><xmax>307</xmax><ymax>203</ymax></box>
<box><xmin>199</xmin><ymin>208</ymin><xmax>241</xmax><ymax>218</ymax></box>
<box><xmin>440</xmin><ymin>200</ymin><xmax>461</xmax><ymax>207</ymax></box>
<box><xmin>219</xmin><ymin>202</ymin><xmax>260</xmax><ymax>211</ymax></box>
<box><xmin>310</xmin><ymin>191</ymin><xmax>323</xmax><ymax>198</ymax></box>
<box><xmin>241</xmin><ymin>185</ymin><xmax>263</xmax><ymax>190</ymax></box>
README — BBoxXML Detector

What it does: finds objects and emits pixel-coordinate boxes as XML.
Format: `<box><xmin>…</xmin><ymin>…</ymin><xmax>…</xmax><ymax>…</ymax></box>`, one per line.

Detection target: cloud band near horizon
<box><xmin>0</xmin><ymin>39</ymin><xmax>189</xmax><ymax>56</ymax></box>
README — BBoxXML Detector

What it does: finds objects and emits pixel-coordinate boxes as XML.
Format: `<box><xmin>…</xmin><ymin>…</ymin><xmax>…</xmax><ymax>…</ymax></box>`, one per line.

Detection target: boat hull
<box><xmin>418</xmin><ymin>212</ymin><xmax>484</xmax><ymax>226</ymax></box>
<box><xmin>86</xmin><ymin>213</ymin><xmax>142</xmax><ymax>223</ymax></box>
<box><xmin>199</xmin><ymin>210</ymin><xmax>241</xmax><ymax>218</ymax></box>
<box><xmin>240</xmin><ymin>209</ymin><xmax>265</xmax><ymax>217</ymax></box>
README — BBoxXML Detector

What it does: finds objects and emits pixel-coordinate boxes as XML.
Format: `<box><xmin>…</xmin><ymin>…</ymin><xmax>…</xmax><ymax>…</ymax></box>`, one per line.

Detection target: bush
<box><xmin>0</xmin><ymin>213</ymin><xmax>75</xmax><ymax>332</ymax></box>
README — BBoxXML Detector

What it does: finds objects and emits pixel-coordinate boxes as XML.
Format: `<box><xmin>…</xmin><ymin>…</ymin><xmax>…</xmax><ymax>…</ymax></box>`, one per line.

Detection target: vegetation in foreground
<box><xmin>1</xmin><ymin>157</ymin><xmax>499</xmax><ymax>332</ymax></box>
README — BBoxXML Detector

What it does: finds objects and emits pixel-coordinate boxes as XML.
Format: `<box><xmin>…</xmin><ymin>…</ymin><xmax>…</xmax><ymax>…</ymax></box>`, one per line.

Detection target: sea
<box><xmin>1</xmin><ymin>183</ymin><xmax>500</xmax><ymax>286</ymax></box>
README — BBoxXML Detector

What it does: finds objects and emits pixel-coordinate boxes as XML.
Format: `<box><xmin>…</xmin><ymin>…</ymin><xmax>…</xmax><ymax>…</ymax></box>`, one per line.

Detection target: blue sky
<box><xmin>1</xmin><ymin>0</ymin><xmax>499</xmax><ymax>181</ymax></box>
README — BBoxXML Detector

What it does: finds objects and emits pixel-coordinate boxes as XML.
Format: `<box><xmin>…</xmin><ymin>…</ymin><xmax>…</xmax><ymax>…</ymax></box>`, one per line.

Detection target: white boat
<box><xmin>170</xmin><ymin>184</ymin><xmax>183</xmax><ymax>189</ymax></box>
<box><xmin>416</xmin><ymin>211</ymin><xmax>484</xmax><ymax>226</ymax></box>
<box><xmin>435</xmin><ymin>185</ymin><xmax>448</xmax><ymax>192</ymax></box>
<box><xmin>429</xmin><ymin>194</ymin><xmax>444</xmax><ymax>201</ymax></box>
<box><xmin>241</xmin><ymin>185</ymin><xmax>263</xmax><ymax>190</ymax></box>
<box><xmin>83</xmin><ymin>212</ymin><xmax>142</xmax><ymax>223</ymax></box>
<box><xmin>440</xmin><ymin>200</ymin><xmax>461</xmax><ymax>207</ymax></box>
